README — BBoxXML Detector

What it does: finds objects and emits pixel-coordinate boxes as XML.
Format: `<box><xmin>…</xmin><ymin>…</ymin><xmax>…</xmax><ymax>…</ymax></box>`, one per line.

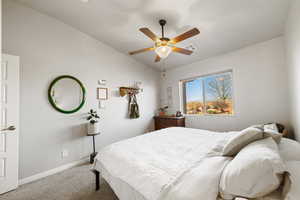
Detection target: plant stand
<box><xmin>88</xmin><ymin>134</ymin><xmax>99</xmax><ymax>164</ymax></box>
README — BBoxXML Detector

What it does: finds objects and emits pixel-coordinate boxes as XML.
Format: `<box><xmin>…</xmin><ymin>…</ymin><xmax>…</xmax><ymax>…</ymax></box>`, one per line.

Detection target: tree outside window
<box><xmin>182</xmin><ymin>71</ymin><xmax>233</xmax><ymax>115</ymax></box>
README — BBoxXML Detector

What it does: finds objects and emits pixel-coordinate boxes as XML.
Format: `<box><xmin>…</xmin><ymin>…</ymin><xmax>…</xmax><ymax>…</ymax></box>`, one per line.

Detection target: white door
<box><xmin>0</xmin><ymin>54</ymin><xmax>19</xmax><ymax>194</ymax></box>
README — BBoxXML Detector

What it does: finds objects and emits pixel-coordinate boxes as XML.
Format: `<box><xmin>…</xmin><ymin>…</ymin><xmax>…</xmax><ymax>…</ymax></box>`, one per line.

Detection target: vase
<box><xmin>159</xmin><ymin>111</ymin><xmax>166</xmax><ymax>116</ymax></box>
<box><xmin>87</xmin><ymin>122</ymin><xmax>100</xmax><ymax>135</ymax></box>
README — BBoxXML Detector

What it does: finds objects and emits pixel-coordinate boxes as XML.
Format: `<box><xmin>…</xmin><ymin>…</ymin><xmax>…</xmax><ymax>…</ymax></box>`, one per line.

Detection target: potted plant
<box><xmin>158</xmin><ymin>106</ymin><xmax>168</xmax><ymax>116</ymax></box>
<box><xmin>86</xmin><ymin>109</ymin><xmax>100</xmax><ymax>135</ymax></box>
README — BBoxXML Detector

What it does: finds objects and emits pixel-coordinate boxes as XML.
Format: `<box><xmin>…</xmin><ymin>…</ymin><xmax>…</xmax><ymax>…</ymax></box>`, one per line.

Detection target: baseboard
<box><xmin>19</xmin><ymin>157</ymin><xmax>89</xmax><ymax>185</ymax></box>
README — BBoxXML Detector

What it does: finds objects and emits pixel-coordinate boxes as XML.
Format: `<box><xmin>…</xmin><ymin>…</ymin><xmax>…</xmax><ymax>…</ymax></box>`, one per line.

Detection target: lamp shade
<box><xmin>155</xmin><ymin>45</ymin><xmax>172</xmax><ymax>58</ymax></box>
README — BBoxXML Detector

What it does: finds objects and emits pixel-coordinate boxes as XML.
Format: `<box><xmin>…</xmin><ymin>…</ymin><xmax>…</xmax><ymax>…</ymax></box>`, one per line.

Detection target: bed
<box><xmin>93</xmin><ymin>126</ymin><xmax>300</xmax><ymax>200</ymax></box>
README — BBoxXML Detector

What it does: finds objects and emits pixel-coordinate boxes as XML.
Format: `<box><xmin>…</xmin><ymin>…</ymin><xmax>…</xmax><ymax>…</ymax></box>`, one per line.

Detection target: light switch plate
<box><xmin>99</xmin><ymin>101</ymin><xmax>105</xmax><ymax>109</ymax></box>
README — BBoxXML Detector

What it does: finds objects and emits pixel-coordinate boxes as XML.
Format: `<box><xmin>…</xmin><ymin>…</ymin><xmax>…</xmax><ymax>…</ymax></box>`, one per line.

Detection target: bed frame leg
<box><xmin>93</xmin><ymin>170</ymin><xmax>100</xmax><ymax>191</ymax></box>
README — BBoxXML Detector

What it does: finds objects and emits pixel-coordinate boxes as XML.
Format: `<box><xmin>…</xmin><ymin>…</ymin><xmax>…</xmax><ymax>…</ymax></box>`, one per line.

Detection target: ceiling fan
<box><xmin>129</xmin><ymin>19</ymin><xmax>200</xmax><ymax>62</ymax></box>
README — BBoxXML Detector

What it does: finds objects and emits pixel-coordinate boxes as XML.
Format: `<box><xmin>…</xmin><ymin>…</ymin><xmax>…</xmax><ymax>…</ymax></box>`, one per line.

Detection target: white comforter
<box><xmin>95</xmin><ymin>127</ymin><xmax>237</xmax><ymax>200</ymax></box>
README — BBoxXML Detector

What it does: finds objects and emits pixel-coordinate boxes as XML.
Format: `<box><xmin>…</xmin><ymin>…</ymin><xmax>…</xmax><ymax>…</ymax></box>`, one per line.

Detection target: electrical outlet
<box><xmin>61</xmin><ymin>149</ymin><xmax>69</xmax><ymax>158</ymax></box>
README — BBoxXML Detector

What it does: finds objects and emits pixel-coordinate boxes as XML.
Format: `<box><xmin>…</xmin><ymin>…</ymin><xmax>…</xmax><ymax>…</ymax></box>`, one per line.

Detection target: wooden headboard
<box><xmin>282</xmin><ymin>129</ymin><xmax>289</xmax><ymax>138</ymax></box>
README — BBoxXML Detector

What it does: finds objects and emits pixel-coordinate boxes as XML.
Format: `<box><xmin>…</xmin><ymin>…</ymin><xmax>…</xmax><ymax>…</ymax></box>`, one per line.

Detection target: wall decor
<box><xmin>97</xmin><ymin>87</ymin><xmax>108</xmax><ymax>100</ymax></box>
<box><xmin>167</xmin><ymin>86</ymin><xmax>173</xmax><ymax>108</ymax></box>
<box><xmin>119</xmin><ymin>86</ymin><xmax>141</xmax><ymax>118</ymax></box>
<box><xmin>48</xmin><ymin>75</ymin><xmax>86</xmax><ymax>114</ymax></box>
<box><xmin>119</xmin><ymin>87</ymin><xmax>140</xmax><ymax>97</ymax></box>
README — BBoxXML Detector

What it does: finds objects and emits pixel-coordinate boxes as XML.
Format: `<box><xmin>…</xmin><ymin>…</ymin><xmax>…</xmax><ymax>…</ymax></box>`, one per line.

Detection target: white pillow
<box><xmin>264</xmin><ymin>123</ymin><xmax>279</xmax><ymax>132</ymax></box>
<box><xmin>279</xmin><ymin>138</ymin><xmax>300</xmax><ymax>161</ymax></box>
<box><xmin>222</xmin><ymin>127</ymin><xmax>263</xmax><ymax>156</ymax></box>
<box><xmin>220</xmin><ymin>137</ymin><xmax>286</xmax><ymax>199</ymax></box>
<box><xmin>263</xmin><ymin>130</ymin><xmax>282</xmax><ymax>144</ymax></box>
<box><xmin>285</xmin><ymin>161</ymin><xmax>300</xmax><ymax>200</ymax></box>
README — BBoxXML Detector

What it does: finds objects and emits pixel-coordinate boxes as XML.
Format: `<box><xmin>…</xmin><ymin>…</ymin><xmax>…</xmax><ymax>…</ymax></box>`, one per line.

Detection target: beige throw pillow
<box><xmin>222</xmin><ymin>127</ymin><xmax>263</xmax><ymax>156</ymax></box>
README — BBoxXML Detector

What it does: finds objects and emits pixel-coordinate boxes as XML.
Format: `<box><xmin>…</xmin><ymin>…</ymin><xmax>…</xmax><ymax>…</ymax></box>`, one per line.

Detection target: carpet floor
<box><xmin>1</xmin><ymin>163</ymin><xmax>117</xmax><ymax>200</ymax></box>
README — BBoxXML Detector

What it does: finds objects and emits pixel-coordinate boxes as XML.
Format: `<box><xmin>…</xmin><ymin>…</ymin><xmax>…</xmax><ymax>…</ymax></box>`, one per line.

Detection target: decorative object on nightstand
<box><xmin>158</xmin><ymin>106</ymin><xmax>168</xmax><ymax>116</ymax></box>
<box><xmin>86</xmin><ymin>109</ymin><xmax>100</xmax><ymax>164</ymax></box>
<box><xmin>154</xmin><ymin>116</ymin><xmax>185</xmax><ymax>130</ymax></box>
<box><xmin>176</xmin><ymin>111</ymin><xmax>183</xmax><ymax>117</ymax></box>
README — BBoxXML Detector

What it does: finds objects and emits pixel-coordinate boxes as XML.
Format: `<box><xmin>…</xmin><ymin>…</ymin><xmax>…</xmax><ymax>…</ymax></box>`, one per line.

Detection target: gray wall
<box><xmin>285</xmin><ymin>0</ymin><xmax>300</xmax><ymax>141</ymax></box>
<box><xmin>161</xmin><ymin>37</ymin><xmax>290</xmax><ymax>132</ymax></box>
<box><xmin>2</xmin><ymin>0</ymin><xmax>160</xmax><ymax>179</ymax></box>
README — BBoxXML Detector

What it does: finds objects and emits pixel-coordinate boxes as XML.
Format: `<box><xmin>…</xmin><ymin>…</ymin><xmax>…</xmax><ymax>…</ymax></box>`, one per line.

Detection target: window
<box><xmin>182</xmin><ymin>71</ymin><xmax>234</xmax><ymax>115</ymax></box>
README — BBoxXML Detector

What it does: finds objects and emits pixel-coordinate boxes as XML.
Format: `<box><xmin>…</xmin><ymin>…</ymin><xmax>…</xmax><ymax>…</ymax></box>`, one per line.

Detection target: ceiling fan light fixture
<box><xmin>129</xmin><ymin>19</ymin><xmax>200</xmax><ymax>62</ymax></box>
<box><xmin>155</xmin><ymin>45</ymin><xmax>172</xmax><ymax>59</ymax></box>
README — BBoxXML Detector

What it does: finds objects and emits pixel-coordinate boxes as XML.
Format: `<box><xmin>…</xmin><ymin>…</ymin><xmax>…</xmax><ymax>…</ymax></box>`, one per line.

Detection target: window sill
<box><xmin>184</xmin><ymin>113</ymin><xmax>236</xmax><ymax>118</ymax></box>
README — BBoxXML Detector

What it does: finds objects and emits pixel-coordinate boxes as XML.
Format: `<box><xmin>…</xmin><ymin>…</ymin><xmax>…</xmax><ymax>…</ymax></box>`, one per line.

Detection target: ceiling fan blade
<box><xmin>155</xmin><ymin>55</ymin><xmax>161</xmax><ymax>62</ymax></box>
<box><xmin>139</xmin><ymin>28</ymin><xmax>158</xmax><ymax>41</ymax></box>
<box><xmin>172</xmin><ymin>47</ymin><xmax>193</xmax><ymax>55</ymax></box>
<box><xmin>171</xmin><ymin>28</ymin><xmax>200</xmax><ymax>43</ymax></box>
<box><xmin>129</xmin><ymin>47</ymin><xmax>154</xmax><ymax>55</ymax></box>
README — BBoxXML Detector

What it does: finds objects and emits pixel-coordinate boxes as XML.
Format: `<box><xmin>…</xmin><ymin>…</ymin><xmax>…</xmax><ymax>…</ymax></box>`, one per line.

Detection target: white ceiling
<box><xmin>16</xmin><ymin>0</ymin><xmax>291</xmax><ymax>70</ymax></box>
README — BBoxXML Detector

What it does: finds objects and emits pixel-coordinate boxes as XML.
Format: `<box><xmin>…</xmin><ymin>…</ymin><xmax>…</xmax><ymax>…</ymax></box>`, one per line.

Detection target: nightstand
<box><xmin>154</xmin><ymin>116</ymin><xmax>185</xmax><ymax>130</ymax></box>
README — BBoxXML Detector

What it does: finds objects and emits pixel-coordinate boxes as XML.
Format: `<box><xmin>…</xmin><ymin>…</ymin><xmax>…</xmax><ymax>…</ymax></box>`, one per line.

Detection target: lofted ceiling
<box><xmin>16</xmin><ymin>0</ymin><xmax>291</xmax><ymax>70</ymax></box>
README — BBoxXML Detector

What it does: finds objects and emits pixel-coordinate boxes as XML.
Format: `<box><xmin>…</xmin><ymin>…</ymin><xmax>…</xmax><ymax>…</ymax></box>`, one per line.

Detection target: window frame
<box><xmin>179</xmin><ymin>69</ymin><xmax>235</xmax><ymax>117</ymax></box>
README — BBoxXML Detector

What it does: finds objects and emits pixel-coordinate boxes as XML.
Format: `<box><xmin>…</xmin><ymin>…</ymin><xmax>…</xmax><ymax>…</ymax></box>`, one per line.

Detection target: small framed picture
<box><xmin>97</xmin><ymin>88</ymin><xmax>108</xmax><ymax>100</ymax></box>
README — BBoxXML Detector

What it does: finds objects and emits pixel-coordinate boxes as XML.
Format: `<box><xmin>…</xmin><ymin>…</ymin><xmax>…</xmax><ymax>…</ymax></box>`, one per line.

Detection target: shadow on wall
<box><xmin>146</xmin><ymin>119</ymin><xmax>154</xmax><ymax>133</ymax></box>
<box><xmin>287</xmin><ymin>128</ymin><xmax>296</xmax><ymax>140</ymax></box>
<box><xmin>70</xmin><ymin>123</ymin><xmax>87</xmax><ymax>139</ymax></box>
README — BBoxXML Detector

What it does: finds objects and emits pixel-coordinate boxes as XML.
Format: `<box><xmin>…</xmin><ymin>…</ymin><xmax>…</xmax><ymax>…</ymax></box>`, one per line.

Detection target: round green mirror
<box><xmin>48</xmin><ymin>75</ymin><xmax>86</xmax><ymax>114</ymax></box>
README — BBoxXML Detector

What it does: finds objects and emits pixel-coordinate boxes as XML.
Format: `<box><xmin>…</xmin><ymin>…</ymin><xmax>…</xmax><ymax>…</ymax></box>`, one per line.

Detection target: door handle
<box><xmin>1</xmin><ymin>126</ymin><xmax>16</xmax><ymax>132</ymax></box>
